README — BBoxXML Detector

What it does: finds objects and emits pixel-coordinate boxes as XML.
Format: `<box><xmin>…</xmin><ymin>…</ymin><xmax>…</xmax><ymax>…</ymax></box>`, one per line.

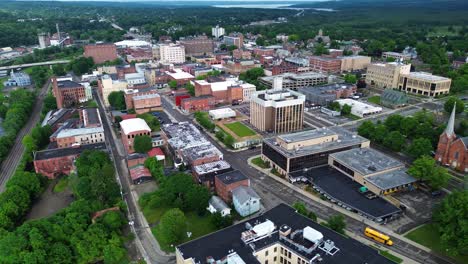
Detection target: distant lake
<box><xmin>212</xmin><ymin>4</ymin><xmax>335</xmax><ymax>11</ymax></box>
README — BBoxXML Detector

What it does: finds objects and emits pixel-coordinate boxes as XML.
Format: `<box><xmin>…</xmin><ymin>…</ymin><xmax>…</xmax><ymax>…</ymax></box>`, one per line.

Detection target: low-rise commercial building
<box><xmin>192</xmin><ymin>160</ymin><xmax>232</xmax><ymax>189</ymax></box>
<box><xmin>98</xmin><ymin>74</ymin><xmax>128</xmax><ymax>106</ymax></box>
<box><xmin>259</xmin><ymin>72</ymin><xmax>328</xmax><ymax>90</ymax></box>
<box><xmin>56</xmin><ymin>126</ymin><xmax>105</xmax><ymax>148</ymax></box>
<box><xmin>34</xmin><ymin>143</ymin><xmax>107</xmax><ymax>179</ymax></box>
<box><xmin>250</xmin><ymin>89</ymin><xmax>305</xmax><ymax>133</ymax></box>
<box><xmin>180</xmin><ymin>95</ymin><xmax>216</xmax><ymax>112</ymax></box>
<box><xmin>261</xmin><ymin>127</ymin><xmax>370</xmax><ymax>175</ymax></box>
<box><xmin>397</xmin><ymin>72</ymin><xmax>451</xmax><ymax>97</ymax></box>
<box><xmin>129</xmin><ymin>165</ymin><xmax>152</xmax><ymax>184</ymax></box>
<box><xmin>166</xmin><ymin>69</ymin><xmax>195</xmax><ymax>87</ymax></box>
<box><xmin>298</xmin><ymin>83</ymin><xmax>356</xmax><ymax>106</ymax></box>
<box><xmin>124</xmin><ymin>88</ymin><xmax>162</xmax><ymax>114</ymax></box>
<box><xmin>223</xmin><ymin>59</ymin><xmax>261</xmax><ymax>75</ymax></box>
<box><xmin>181</xmin><ymin>142</ymin><xmax>223</xmax><ymax>166</ymax></box>
<box><xmin>382</xmin><ymin>51</ymin><xmax>411</xmax><ymax>61</ymax></box>
<box><xmin>329</xmin><ymin>148</ymin><xmax>416</xmax><ymax>195</ymax></box>
<box><xmin>209</xmin><ymin>108</ymin><xmax>236</xmax><ymax>120</ymax></box>
<box><xmin>194</xmin><ymin>78</ymin><xmax>256</xmax><ymax>104</ymax></box>
<box><xmin>215</xmin><ymin>170</ymin><xmax>250</xmax><ymax>203</ymax></box>
<box><xmin>335</xmin><ymin>98</ymin><xmax>383</xmax><ymax>117</ymax></box>
<box><xmin>120</xmin><ymin>118</ymin><xmax>151</xmax><ymax>154</ymax></box>
<box><xmin>366</xmin><ymin>62</ymin><xmax>411</xmax><ymax>89</ymax></box>
<box><xmin>176</xmin><ymin>204</ymin><xmax>394</xmax><ymax>264</ymax></box>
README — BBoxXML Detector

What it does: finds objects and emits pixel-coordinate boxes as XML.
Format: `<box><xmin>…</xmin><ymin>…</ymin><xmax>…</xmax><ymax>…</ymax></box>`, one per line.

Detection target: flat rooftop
<box><xmin>120</xmin><ymin>118</ymin><xmax>151</xmax><ymax>135</ymax></box>
<box><xmin>299</xmin><ymin>83</ymin><xmax>355</xmax><ymax>95</ymax></box>
<box><xmin>35</xmin><ymin>143</ymin><xmax>107</xmax><ymax>161</ymax></box>
<box><xmin>56</xmin><ymin>126</ymin><xmax>104</xmax><ymax>138</ymax></box>
<box><xmin>260</xmin><ymin>72</ymin><xmax>327</xmax><ymax>83</ymax></box>
<box><xmin>290</xmin><ymin>167</ymin><xmax>400</xmax><ymax>219</ymax></box>
<box><xmin>264</xmin><ymin>127</ymin><xmax>369</xmax><ymax>158</ymax></box>
<box><xmin>162</xmin><ymin>122</ymin><xmax>209</xmax><ymax>150</ymax></box>
<box><xmin>330</xmin><ymin>148</ymin><xmax>404</xmax><ymax>176</ymax></box>
<box><xmin>177</xmin><ymin>203</ymin><xmax>395</xmax><ymax>264</ymax></box>
<box><xmin>57</xmin><ymin>80</ymin><xmax>83</xmax><ymax>89</ymax></box>
<box><xmin>404</xmin><ymin>72</ymin><xmax>451</xmax><ymax>82</ymax></box>
<box><xmin>82</xmin><ymin>108</ymin><xmax>100</xmax><ymax>126</ymax></box>
<box><xmin>182</xmin><ymin>142</ymin><xmax>223</xmax><ymax>162</ymax></box>
<box><xmin>193</xmin><ymin>160</ymin><xmax>231</xmax><ymax>175</ymax></box>
<box><xmin>366</xmin><ymin>168</ymin><xmax>417</xmax><ymax>190</ymax></box>
<box><xmin>216</xmin><ymin>170</ymin><xmax>248</xmax><ymax>185</ymax></box>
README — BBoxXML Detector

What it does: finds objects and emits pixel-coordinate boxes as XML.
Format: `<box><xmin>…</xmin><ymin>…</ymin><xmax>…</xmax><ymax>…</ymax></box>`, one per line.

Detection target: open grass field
<box><xmin>405</xmin><ymin>223</ymin><xmax>468</xmax><ymax>264</ymax></box>
<box><xmin>368</xmin><ymin>96</ymin><xmax>381</xmax><ymax>105</ymax></box>
<box><xmin>251</xmin><ymin>157</ymin><xmax>271</xmax><ymax>169</ymax></box>
<box><xmin>53</xmin><ymin>177</ymin><xmax>69</xmax><ymax>193</ymax></box>
<box><xmin>225</xmin><ymin>121</ymin><xmax>256</xmax><ymax>137</ymax></box>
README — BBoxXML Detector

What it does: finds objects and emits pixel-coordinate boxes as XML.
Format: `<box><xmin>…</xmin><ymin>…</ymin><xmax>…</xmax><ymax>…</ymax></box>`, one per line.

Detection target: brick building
<box><xmin>224</xmin><ymin>33</ymin><xmax>244</xmax><ymax>48</ymax></box>
<box><xmin>253</xmin><ymin>48</ymin><xmax>274</xmax><ymax>57</ymax></box>
<box><xmin>124</xmin><ymin>88</ymin><xmax>162</xmax><ymax>114</ymax></box>
<box><xmin>192</xmin><ymin>160</ymin><xmax>232</xmax><ymax>189</ymax></box>
<box><xmin>179</xmin><ymin>35</ymin><xmax>214</xmax><ymax>56</ymax></box>
<box><xmin>84</xmin><ymin>44</ymin><xmax>118</xmax><ymax>64</ymax></box>
<box><xmin>127</xmin><ymin>153</ymin><xmax>148</xmax><ymax>168</ymax></box>
<box><xmin>232</xmin><ymin>49</ymin><xmax>252</xmax><ymax>60</ymax></box>
<box><xmin>309</xmin><ymin>56</ymin><xmax>342</xmax><ymax>73</ymax></box>
<box><xmin>52</xmin><ymin>77</ymin><xmax>87</xmax><ymax>108</ymax></box>
<box><xmin>34</xmin><ymin>143</ymin><xmax>107</xmax><ymax>179</ymax></box>
<box><xmin>194</xmin><ymin>78</ymin><xmax>255</xmax><ymax>104</ymax></box>
<box><xmin>166</xmin><ymin>69</ymin><xmax>195</xmax><ymax>87</ymax></box>
<box><xmin>215</xmin><ymin>170</ymin><xmax>250</xmax><ymax>203</ymax></box>
<box><xmin>120</xmin><ymin>118</ymin><xmax>152</xmax><ymax>154</ymax></box>
<box><xmin>174</xmin><ymin>93</ymin><xmax>191</xmax><ymax>106</ymax></box>
<box><xmin>435</xmin><ymin>105</ymin><xmax>468</xmax><ymax>172</ymax></box>
<box><xmin>180</xmin><ymin>95</ymin><xmax>216</xmax><ymax>112</ymax></box>
<box><xmin>223</xmin><ymin>59</ymin><xmax>261</xmax><ymax>74</ymax></box>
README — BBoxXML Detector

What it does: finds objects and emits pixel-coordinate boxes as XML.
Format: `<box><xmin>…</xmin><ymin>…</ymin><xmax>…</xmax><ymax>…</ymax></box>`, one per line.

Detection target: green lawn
<box><xmin>53</xmin><ymin>177</ymin><xmax>69</xmax><ymax>193</ymax></box>
<box><xmin>405</xmin><ymin>224</ymin><xmax>468</xmax><ymax>264</ymax></box>
<box><xmin>0</xmin><ymin>77</ymin><xmax>7</xmax><ymax>90</ymax></box>
<box><xmin>345</xmin><ymin>114</ymin><xmax>361</xmax><ymax>120</ymax></box>
<box><xmin>252</xmin><ymin>157</ymin><xmax>271</xmax><ymax>169</ymax></box>
<box><xmin>368</xmin><ymin>96</ymin><xmax>381</xmax><ymax>105</ymax></box>
<box><xmin>151</xmin><ymin>210</ymin><xmax>217</xmax><ymax>252</ymax></box>
<box><xmin>225</xmin><ymin>122</ymin><xmax>256</xmax><ymax>137</ymax></box>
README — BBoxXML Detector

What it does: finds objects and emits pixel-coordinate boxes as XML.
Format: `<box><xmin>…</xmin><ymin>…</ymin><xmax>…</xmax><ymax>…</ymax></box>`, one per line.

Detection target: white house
<box><xmin>232</xmin><ymin>186</ymin><xmax>261</xmax><ymax>217</ymax></box>
<box><xmin>207</xmin><ymin>196</ymin><xmax>231</xmax><ymax>217</ymax></box>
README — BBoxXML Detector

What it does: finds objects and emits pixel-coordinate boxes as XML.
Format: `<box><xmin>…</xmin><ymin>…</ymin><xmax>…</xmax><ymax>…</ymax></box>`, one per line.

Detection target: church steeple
<box><xmin>445</xmin><ymin>103</ymin><xmax>456</xmax><ymax>137</ymax></box>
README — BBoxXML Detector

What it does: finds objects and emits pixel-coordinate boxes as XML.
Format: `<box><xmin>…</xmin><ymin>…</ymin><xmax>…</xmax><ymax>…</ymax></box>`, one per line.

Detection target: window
<box><xmin>265</xmin><ymin>261</ymin><xmax>268</xmax><ymax>264</ymax></box>
<box><xmin>280</xmin><ymin>257</ymin><xmax>284</xmax><ymax>263</ymax></box>
<box><xmin>274</xmin><ymin>247</ymin><xmax>277</xmax><ymax>253</ymax></box>
<box><xmin>280</xmin><ymin>248</ymin><xmax>283</xmax><ymax>254</ymax></box>
<box><xmin>288</xmin><ymin>252</ymin><xmax>291</xmax><ymax>258</ymax></box>
<box><xmin>274</xmin><ymin>257</ymin><xmax>277</xmax><ymax>262</ymax></box>
<box><xmin>265</xmin><ymin>250</ymin><xmax>268</xmax><ymax>257</ymax></box>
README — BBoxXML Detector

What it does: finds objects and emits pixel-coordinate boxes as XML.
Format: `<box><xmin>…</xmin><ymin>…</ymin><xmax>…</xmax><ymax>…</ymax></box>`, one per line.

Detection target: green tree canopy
<box><xmin>344</xmin><ymin>74</ymin><xmax>357</xmax><ymax>84</ymax></box>
<box><xmin>107</xmin><ymin>91</ymin><xmax>126</xmax><ymax>110</ymax></box>
<box><xmin>406</xmin><ymin>138</ymin><xmax>433</xmax><ymax>159</ymax></box>
<box><xmin>341</xmin><ymin>104</ymin><xmax>352</xmax><ymax>116</ymax></box>
<box><xmin>168</xmin><ymin>80</ymin><xmax>178</xmax><ymax>89</ymax></box>
<box><xmin>325</xmin><ymin>215</ymin><xmax>346</xmax><ymax>234</ymax></box>
<box><xmin>134</xmin><ymin>135</ymin><xmax>152</xmax><ymax>153</ymax></box>
<box><xmin>383</xmin><ymin>131</ymin><xmax>405</xmax><ymax>152</ymax></box>
<box><xmin>444</xmin><ymin>96</ymin><xmax>465</xmax><ymax>114</ymax></box>
<box><xmin>433</xmin><ymin>191</ymin><xmax>468</xmax><ymax>257</ymax></box>
<box><xmin>157</xmin><ymin>208</ymin><xmax>187</xmax><ymax>247</ymax></box>
<box><xmin>408</xmin><ymin>156</ymin><xmax>450</xmax><ymax>190</ymax></box>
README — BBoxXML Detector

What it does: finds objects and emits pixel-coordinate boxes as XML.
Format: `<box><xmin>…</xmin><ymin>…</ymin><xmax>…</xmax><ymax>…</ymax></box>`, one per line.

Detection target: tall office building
<box><xmin>250</xmin><ymin>88</ymin><xmax>305</xmax><ymax>134</ymax></box>
<box><xmin>398</xmin><ymin>72</ymin><xmax>451</xmax><ymax>97</ymax></box>
<box><xmin>159</xmin><ymin>43</ymin><xmax>186</xmax><ymax>64</ymax></box>
<box><xmin>224</xmin><ymin>33</ymin><xmax>244</xmax><ymax>48</ymax></box>
<box><xmin>211</xmin><ymin>25</ymin><xmax>225</xmax><ymax>39</ymax></box>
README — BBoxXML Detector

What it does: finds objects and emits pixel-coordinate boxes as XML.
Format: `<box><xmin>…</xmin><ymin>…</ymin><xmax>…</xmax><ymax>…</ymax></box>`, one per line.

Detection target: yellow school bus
<box><xmin>364</xmin><ymin>227</ymin><xmax>393</xmax><ymax>246</ymax></box>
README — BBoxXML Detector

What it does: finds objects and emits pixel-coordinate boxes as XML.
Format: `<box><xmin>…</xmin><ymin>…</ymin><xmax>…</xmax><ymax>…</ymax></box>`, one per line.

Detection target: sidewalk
<box><xmin>247</xmin><ymin>155</ymin><xmax>433</xmax><ymax>253</ymax></box>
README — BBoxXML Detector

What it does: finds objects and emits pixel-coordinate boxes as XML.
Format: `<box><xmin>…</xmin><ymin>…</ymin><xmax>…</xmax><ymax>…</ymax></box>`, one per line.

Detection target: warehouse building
<box><xmin>335</xmin><ymin>99</ymin><xmax>382</xmax><ymax>117</ymax></box>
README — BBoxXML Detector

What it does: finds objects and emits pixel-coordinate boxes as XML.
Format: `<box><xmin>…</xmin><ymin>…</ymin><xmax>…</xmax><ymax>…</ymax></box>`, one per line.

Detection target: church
<box><xmin>434</xmin><ymin>104</ymin><xmax>468</xmax><ymax>172</ymax></box>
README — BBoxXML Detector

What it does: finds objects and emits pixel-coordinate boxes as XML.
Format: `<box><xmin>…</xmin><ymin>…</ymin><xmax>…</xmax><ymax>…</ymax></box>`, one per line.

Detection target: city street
<box><xmin>160</xmin><ymin>94</ymin><xmax>455</xmax><ymax>264</ymax></box>
<box><xmin>94</xmin><ymin>89</ymin><xmax>175</xmax><ymax>264</ymax></box>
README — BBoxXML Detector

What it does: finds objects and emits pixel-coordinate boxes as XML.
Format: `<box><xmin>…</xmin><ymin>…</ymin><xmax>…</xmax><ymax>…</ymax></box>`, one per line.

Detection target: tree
<box><xmin>406</xmin><ymin>138</ymin><xmax>433</xmax><ymax>159</ymax></box>
<box><xmin>168</xmin><ymin>80</ymin><xmax>178</xmax><ymax>89</ymax></box>
<box><xmin>340</xmin><ymin>104</ymin><xmax>352</xmax><ymax>116</ymax></box>
<box><xmin>133</xmin><ymin>135</ymin><xmax>152</xmax><ymax>153</ymax></box>
<box><xmin>107</xmin><ymin>91</ymin><xmax>126</xmax><ymax>110</ymax></box>
<box><xmin>145</xmin><ymin>157</ymin><xmax>164</xmax><ymax>182</ymax></box>
<box><xmin>314</xmin><ymin>43</ymin><xmax>329</xmax><ymax>55</ymax></box>
<box><xmin>52</xmin><ymin>64</ymin><xmax>66</xmax><ymax>76</ymax></box>
<box><xmin>224</xmin><ymin>134</ymin><xmax>235</xmax><ymax>148</ymax></box>
<box><xmin>136</xmin><ymin>113</ymin><xmax>160</xmax><ymax>131</ymax></box>
<box><xmin>328</xmin><ymin>101</ymin><xmax>341</xmax><ymax>112</ymax></box>
<box><xmin>22</xmin><ymin>135</ymin><xmax>37</xmax><ymax>153</ymax></box>
<box><xmin>186</xmin><ymin>185</ymin><xmax>211</xmax><ymax>215</ymax></box>
<box><xmin>433</xmin><ymin>191</ymin><xmax>468</xmax><ymax>257</ymax></box>
<box><xmin>43</xmin><ymin>93</ymin><xmax>57</xmax><ymax>114</ymax></box>
<box><xmin>444</xmin><ymin>96</ymin><xmax>464</xmax><ymax>114</ymax></box>
<box><xmin>344</xmin><ymin>74</ymin><xmax>357</xmax><ymax>84</ymax></box>
<box><xmin>408</xmin><ymin>156</ymin><xmax>450</xmax><ymax>190</ymax></box>
<box><xmin>372</xmin><ymin>124</ymin><xmax>389</xmax><ymax>143</ymax></box>
<box><xmin>256</xmin><ymin>37</ymin><xmax>265</xmax><ymax>46</ymax></box>
<box><xmin>383</xmin><ymin>131</ymin><xmax>405</xmax><ymax>152</ymax></box>
<box><xmin>357</xmin><ymin>121</ymin><xmax>375</xmax><ymax>139</ymax></box>
<box><xmin>185</xmin><ymin>83</ymin><xmax>195</xmax><ymax>96</ymax></box>
<box><xmin>326</xmin><ymin>215</ymin><xmax>346</xmax><ymax>234</ymax></box>
<box><xmin>384</xmin><ymin>114</ymin><xmax>404</xmax><ymax>132</ymax></box>
<box><xmin>157</xmin><ymin>208</ymin><xmax>187</xmax><ymax>247</ymax></box>
<box><xmin>228</xmin><ymin>45</ymin><xmax>237</xmax><ymax>51</ymax></box>
<box><xmin>399</xmin><ymin>117</ymin><xmax>418</xmax><ymax>137</ymax></box>
<box><xmin>210</xmin><ymin>212</ymin><xmax>233</xmax><ymax>229</ymax></box>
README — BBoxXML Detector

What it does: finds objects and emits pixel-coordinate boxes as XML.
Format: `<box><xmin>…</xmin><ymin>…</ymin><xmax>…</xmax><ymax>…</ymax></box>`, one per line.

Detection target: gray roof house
<box><xmin>232</xmin><ymin>186</ymin><xmax>261</xmax><ymax>217</ymax></box>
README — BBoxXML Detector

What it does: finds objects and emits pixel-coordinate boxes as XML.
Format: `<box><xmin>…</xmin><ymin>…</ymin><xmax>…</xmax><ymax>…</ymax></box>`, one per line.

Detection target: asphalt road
<box><xmin>0</xmin><ymin>78</ymin><xmax>50</xmax><ymax>192</ymax></box>
<box><xmin>160</xmin><ymin>95</ymin><xmax>455</xmax><ymax>264</ymax></box>
<box><xmin>94</xmin><ymin>89</ymin><xmax>175</xmax><ymax>264</ymax></box>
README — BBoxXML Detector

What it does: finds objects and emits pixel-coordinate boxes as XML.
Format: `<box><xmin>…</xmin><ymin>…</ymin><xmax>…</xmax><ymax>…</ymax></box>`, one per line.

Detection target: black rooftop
<box><xmin>57</xmin><ymin>80</ymin><xmax>83</xmax><ymax>89</ymax></box>
<box><xmin>35</xmin><ymin>143</ymin><xmax>107</xmax><ymax>161</ymax></box>
<box><xmin>177</xmin><ymin>203</ymin><xmax>395</xmax><ymax>264</ymax></box>
<box><xmin>84</xmin><ymin>108</ymin><xmax>100</xmax><ymax>126</ymax></box>
<box><xmin>215</xmin><ymin>170</ymin><xmax>248</xmax><ymax>185</ymax></box>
